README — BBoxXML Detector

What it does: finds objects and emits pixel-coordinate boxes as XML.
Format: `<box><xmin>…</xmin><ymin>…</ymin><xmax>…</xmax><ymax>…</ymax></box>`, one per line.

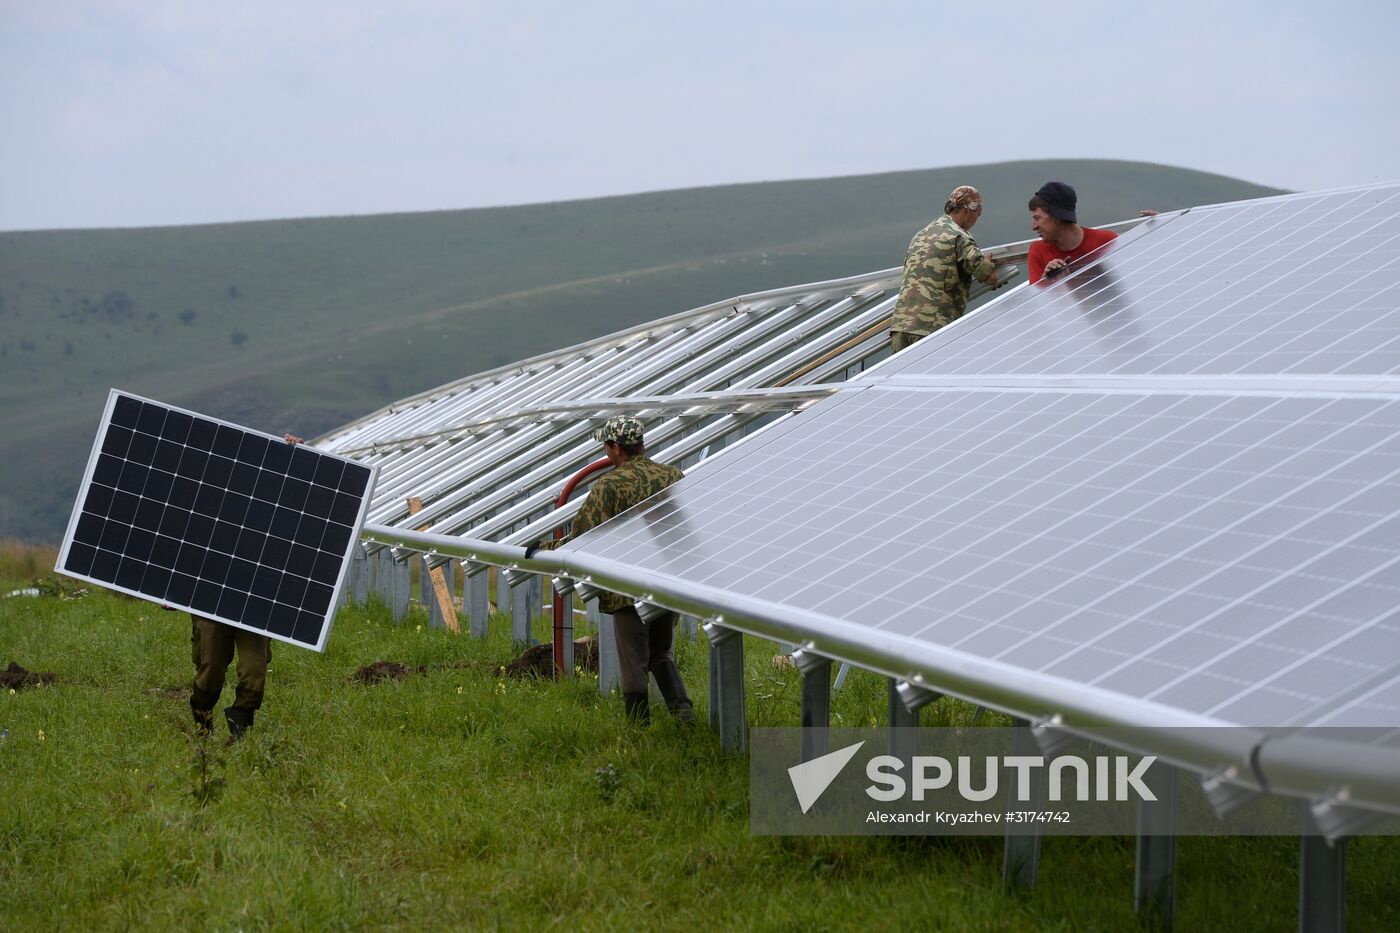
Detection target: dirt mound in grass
<box><xmin>1</xmin><ymin>661</ymin><xmax>56</xmax><ymax>689</ymax></box>
<box><xmin>353</xmin><ymin>660</ymin><xmax>421</xmax><ymax>684</ymax></box>
<box><xmin>503</xmin><ymin>637</ymin><xmax>599</xmax><ymax>679</ymax></box>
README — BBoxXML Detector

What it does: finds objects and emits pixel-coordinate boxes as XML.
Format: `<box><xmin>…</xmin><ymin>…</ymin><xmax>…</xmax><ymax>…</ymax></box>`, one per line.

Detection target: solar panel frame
<box><xmin>55</xmin><ymin>389</ymin><xmax>378</xmax><ymax>651</ymax></box>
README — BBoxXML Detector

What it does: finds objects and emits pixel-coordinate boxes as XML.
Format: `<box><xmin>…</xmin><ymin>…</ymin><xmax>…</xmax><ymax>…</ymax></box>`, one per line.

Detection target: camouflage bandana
<box><xmin>593</xmin><ymin>415</ymin><xmax>645</xmax><ymax>445</ymax></box>
<box><xmin>946</xmin><ymin>185</ymin><xmax>983</xmax><ymax>213</ymax></box>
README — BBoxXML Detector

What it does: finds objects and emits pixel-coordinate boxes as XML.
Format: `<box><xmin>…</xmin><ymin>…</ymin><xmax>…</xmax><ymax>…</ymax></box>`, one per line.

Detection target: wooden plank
<box><xmin>406</xmin><ymin>496</ymin><xmax>460</xmax><ymax>633</ymax></box>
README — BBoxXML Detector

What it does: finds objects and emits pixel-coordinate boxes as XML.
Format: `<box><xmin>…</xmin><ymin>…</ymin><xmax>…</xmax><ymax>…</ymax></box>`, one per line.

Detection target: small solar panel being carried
<box><xmin>557</xmin><ymin>184</ymin><xmax>1400</xmax><ymax>806</ymax></box>
<box><xmin>56</xmin><ymin>390</ymin><xmax>376</xmax><ymax>651</ymax></box>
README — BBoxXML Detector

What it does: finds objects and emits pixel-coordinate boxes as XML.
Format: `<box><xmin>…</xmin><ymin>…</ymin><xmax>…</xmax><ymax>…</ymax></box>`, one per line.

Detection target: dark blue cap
<box><xmin>1035</xmin><ymin>182</ymin><xmax>1078</xmax><ymax>223</ymax></box>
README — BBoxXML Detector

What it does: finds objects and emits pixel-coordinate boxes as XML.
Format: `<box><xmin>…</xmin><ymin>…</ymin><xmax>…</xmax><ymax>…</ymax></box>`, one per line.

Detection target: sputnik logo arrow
<box><xmin>787</xmin><ymin>741</ymin><xmax>865</xmax><ymax>814</ymax></box>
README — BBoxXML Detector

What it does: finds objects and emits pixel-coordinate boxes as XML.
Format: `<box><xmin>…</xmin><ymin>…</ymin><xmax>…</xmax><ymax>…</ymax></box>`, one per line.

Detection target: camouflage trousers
<box><xmin>612</xmin><ymin>606</ymin><xmax>679</xmax><ymax>695</ymax></box>
<box><xmin>190</xmin><ymin>615</ymin><xmax>271</xmax><ymax>719</ymax></box>
<box><xmin>889</xmin><ymin>330</ymin><xmax>926</xmax><ymax>352</ymax></box>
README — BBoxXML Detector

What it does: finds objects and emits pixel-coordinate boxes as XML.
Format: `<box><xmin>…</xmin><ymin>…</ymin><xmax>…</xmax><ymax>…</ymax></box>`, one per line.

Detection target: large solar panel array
<box><xmin>56</xmin><ymin>390</ymin><xmax>376</xmax><ymax>650</ymax></box>
<box><xmin>558</xmin><ymin>185</ymin><xmax>1400</xmax><ymax>787</ymax></box>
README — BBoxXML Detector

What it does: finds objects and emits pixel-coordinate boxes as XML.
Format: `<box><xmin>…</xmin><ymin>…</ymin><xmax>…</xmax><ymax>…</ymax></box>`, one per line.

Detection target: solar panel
<box><xmin>55</xmin><ymin>390</ymin><xmax>376</xmax><ymax>651</ymax></box>
<box><xmin>560</xmin><ymin>185</ymin><xmax>1400</xmax><ymax>733</ymax></box>
<box><xmin>885</xmin><ymin>185</ymin><xmax>1400</xmax><ymax>379</ymax></box>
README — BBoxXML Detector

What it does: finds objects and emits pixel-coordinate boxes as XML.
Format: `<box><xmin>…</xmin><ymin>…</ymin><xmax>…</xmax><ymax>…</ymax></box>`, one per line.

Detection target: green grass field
<box><xmin>0</xmin><ymin>159</ymin><xmax>1284</xmax><ymax>541</ymax></box>
<box><xmin>3</xmin><ymin>549</ymin><xmax>1396</xmax><ymax>931</ymax></box>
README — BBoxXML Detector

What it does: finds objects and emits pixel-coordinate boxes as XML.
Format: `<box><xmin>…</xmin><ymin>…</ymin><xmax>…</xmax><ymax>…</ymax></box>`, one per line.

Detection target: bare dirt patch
<box><xmin>502</xmin><ymin>637</ymin><xmax>599</xmax><ymax>679</ymax></box>
<box><xmin>353</xmin><ymin>660</ymin><xmax>421</xmax><ymax>684</ymax></box>
<box><xmin>352</xmin><ymin>638</ymin><xmax>599</xmax><ymax>685</ymax></box>
<box><xmin>2</xmin><ymin>661</ymin><xmax>57</xmax><ymax>689</ymax></box>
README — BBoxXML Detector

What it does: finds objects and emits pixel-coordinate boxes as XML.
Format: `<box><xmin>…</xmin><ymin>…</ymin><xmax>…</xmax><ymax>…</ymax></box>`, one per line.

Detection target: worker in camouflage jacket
<box><xmin>889</xmin><ymin>185</ymin><xmax>1002</xmax><ymax>352</ymax></box>
<box><xmin>529</xmin><ymin>416</ymin><xmax>694</xmax><ymax>724</ymax></box>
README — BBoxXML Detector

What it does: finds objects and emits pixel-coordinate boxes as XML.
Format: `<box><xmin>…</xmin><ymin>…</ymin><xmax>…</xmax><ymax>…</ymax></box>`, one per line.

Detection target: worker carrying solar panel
<box><xmin>182</xmin><ymin>432</ymin><xmax>305</xmax><ymax>741</ymax></box>
<box><xmin>525</xmin><ymin>416</ymin><xmax>695</xmax><ymax>725</ymax></box>
<box><xmin>889</xmin><ymin>185</ymin><xmax>1008</xmax><ymax>352</ymax></box>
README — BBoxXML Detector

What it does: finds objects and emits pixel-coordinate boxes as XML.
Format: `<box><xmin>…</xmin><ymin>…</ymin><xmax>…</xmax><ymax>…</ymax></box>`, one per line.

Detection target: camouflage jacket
<box><xmin>567</xmin><ymin>455</ymin><xmax>684</xmax><ymax>614</ymax></box>
<box><xmin>890</xmin><ymin>214</ymin><xmax>996</xmax><ymax>337</ymax></box>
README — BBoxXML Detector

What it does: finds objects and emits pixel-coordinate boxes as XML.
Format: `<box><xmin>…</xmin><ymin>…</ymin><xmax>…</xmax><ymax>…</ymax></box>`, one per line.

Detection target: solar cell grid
<box><xmin>565</xmin><ymin>379</ymin><xmax>1400</xmax><ymax>729</ymax></box>
<box><xmin>57</xmin><ymin>390</ymin><xmax>376</xmax><ymax>650</ymax></box>
<box><xmin>883</xmin><ymin>185</ymin><xmax>1400</xmax><ymax>380</ymax></box>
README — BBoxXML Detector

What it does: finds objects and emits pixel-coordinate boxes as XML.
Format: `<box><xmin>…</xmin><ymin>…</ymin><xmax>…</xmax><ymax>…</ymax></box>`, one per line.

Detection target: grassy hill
<box><xmin>0</xmin><ymin>159</ymin><xmax>1284</xmax><ymax>541</ymax></box>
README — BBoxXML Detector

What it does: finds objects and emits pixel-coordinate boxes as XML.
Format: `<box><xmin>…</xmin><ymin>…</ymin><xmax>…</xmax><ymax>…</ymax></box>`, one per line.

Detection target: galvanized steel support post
<box><xmin>419</xmin><ymin>555</ymin><xmax>431</xmax><ymax>611</ymax></box>
<box><xmin>390</xmin><ymin>555</ymin><xmax>411</xmax><ymax>622</ymax></box>
<box><xmin>1299</xmin><ymin>806</ymin><xmax>1346</xmax><ymax>933</ymax></box>
<box><xmin>707</xmin><ymin>624</ymin><xmax>746</xmax><ymax>753</ymax></box>
<box><xmin>465</xmin><ymin>564</ymin><xmax>490</xmax><ymax>638</ymax></box>
<box><xmin>792</xmin><ymin>650</ymin><xmax>832</xmax><ymax>762</ymax></box>
<box><xmin>372</xmin><ymin>550</ymin><xmax>392</xmax><ymax>606</ymax></box>
<box><xmin>340</xmin><ymin>542</ymin><xmax>368</xmax><ymax>609</ymax></box>
<box><xmin>510</xmin><ymin>577</ymin><xmax>533</xmax><ymax>646</ymax></box>
<box><xmin>886</xmin><ymin>679</ymin><xmax>918</xmax><ymax>760</ymax></box>
<box><xmin>597</xmin><ymin>608</ymin><xmax>619</xmax><ymax>695</ymax></box>
<box><xmin>351</xmin><ymin>543</ymin><xmax>368</xmax><ymax>604</ymax></box>
<box><xmin>496</xmin><ymin>568</ymin><xmax>509</xmax><ymax>616</ymax></box>
<box><xmin>1002</xmin><ymin>720</ymin><xmax>1042</xmax><ymax>890</ymax></box>
<box><xmin>1134</xmin><ymin>763</ymin><xmax>1178</xmax><ymax>927</ymax></box>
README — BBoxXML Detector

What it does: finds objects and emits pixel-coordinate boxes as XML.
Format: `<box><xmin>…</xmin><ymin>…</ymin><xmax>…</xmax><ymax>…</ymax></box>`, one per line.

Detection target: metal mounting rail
<box><xmin>338</xmin><ymin>385</ymin><xmax>839</xmax><ymax>456</ymax></box>
<box><xmin>358</xmin><ymin>521</ymin><xmax>1400</xmax><ymax>823</ymax></box>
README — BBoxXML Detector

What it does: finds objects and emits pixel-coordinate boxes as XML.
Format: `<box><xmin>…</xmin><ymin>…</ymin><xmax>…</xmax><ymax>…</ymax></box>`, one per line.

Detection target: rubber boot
<box><xmin>191</xmin><ymin>704</ymin><xmax>215</xmax><ymax>735</ymax></box>
<box><xmin>224</xmin><ymin>707</ymin><xmax>254</xmax><ymax>741</ymax></box>
<box><xmin>622</xmin><ymin>691</ymin><xmax>650</xmax><ymax>724</ymax></box>
<box><xmin>652</xmin><ymin>661</ymin><xmax>695</xmax><ymax>725</ymax></box>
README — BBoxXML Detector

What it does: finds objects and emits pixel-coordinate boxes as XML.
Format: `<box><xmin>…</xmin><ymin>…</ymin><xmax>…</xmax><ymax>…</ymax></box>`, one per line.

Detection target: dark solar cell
<box><xmin>177</xmin><ymin>447</ymin><xmax>209</xmax><ymax>481</ymax></box>
<box><xmin>92</xmin><ymin>454</ymin><xmax>123</xmax><ymax>488</ymax></box>
<box><xmin>339</xmin><ymin>464</ymin><xmax>371</xmax><ymax>497</ymax></box>
<box><xmin>140</xmin><ymin>565</ymin><xmax>170</xmax><ymax>599</ymax></box>
<box><xmin>102</xmin><ymin>426</ymin><xmax>134</xmax><ymax>458</ymax></box>
<box><xmin>127</xmin><ymin>430</ymin><xmax>157</xmax><ymax>464</ymax></box>
<box><xmin>262</xmin><ymin>441</ymin><xmax>293</xmax><ymax>474</ymax></box>
<box><xmin>236</xmin><ymin>433</ymin><xmax>270</xmax><ymax>467</ymax></box>
<box><xmin>111</xmin><ymin>395</ymin><xmax>142</xmax><ymax>428</ymax></box>
<box><xmin>150</xmin><ymin>535</ymin><xmax>180</xmax><ymax>569</ymax></box>
<box><xmin>135</xmin><ymin>403</ymin><xmax>166</xmax><ymax>436</ymax></box>
<box><xmin>312</xmin><ymin>457</ymin><xmax>344</xmax><ymax>490</ymax></box>
<box><xmin>186</xmin><ymin>418</ymin><xmax>217</xmax><ymax>451</ymax></box>
<box><xmin>228</xmin><ymin>462</ymin><xmax>259</xmax><ymax>496</ymax></box>
<box><xmin>212</xmin><ymin>424</ymin><xmax>243</xmax><ymax>459</ymax></box>
<box><xmin>288</xmin><ymin>446</ymin><xmax>318</xmax><ymax>482</ymax></box>
<box><xmin>65</xmin><ymin>543</ymin><xmax>96</xmax><ymax>576</ymax></box>
<box><xmin>143</xmin><ymin>469</ymin><xmax>174</xmax><ymax>502</ymax></box>
<box><xmin>162</xmin><ymin>410</ymin><xmax>193</xmax><ymax>445</ymax></box>
<box><xmin>81</xmin><ymin>484</ymin><xmax>114</xmax><ymax>518</ymax></box>
<box><xmin>280</xmin><ymin>478</ymin><xmax>311</xmax><ymax>512</ymax></box>
<box><xmin>202</xmin><ymin>455</ymin><xmax>234</xmax><ymax>489</ymax></box>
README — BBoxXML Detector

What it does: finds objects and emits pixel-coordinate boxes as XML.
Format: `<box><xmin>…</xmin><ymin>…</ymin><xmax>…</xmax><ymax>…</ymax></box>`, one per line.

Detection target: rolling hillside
<box><xmin>0</xmin><ymin>159</ymin><xmax>1284</xmax><ymax>541</ymax></box>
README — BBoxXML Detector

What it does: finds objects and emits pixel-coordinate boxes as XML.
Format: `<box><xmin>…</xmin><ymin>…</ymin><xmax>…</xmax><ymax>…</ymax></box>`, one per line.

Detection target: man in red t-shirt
<box><xmin>1026</xmin><ymin>181</ymin><xmax>1119</xmax><ymax>284</ymax></box>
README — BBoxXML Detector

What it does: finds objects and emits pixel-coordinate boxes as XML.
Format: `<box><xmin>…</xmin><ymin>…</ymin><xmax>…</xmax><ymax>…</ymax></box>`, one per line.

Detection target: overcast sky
<box><xmin>2</xmin><ymin>0</ymin><xmax>1397</xmax><ymax>231</ymax></box>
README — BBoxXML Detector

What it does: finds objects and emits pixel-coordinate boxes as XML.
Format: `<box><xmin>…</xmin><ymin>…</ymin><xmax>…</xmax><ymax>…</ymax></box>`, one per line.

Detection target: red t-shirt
<box><xmin>1028</xmin><ymin>227</ymin><xmax>1118</xmax><ymax>284</ymax></box>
